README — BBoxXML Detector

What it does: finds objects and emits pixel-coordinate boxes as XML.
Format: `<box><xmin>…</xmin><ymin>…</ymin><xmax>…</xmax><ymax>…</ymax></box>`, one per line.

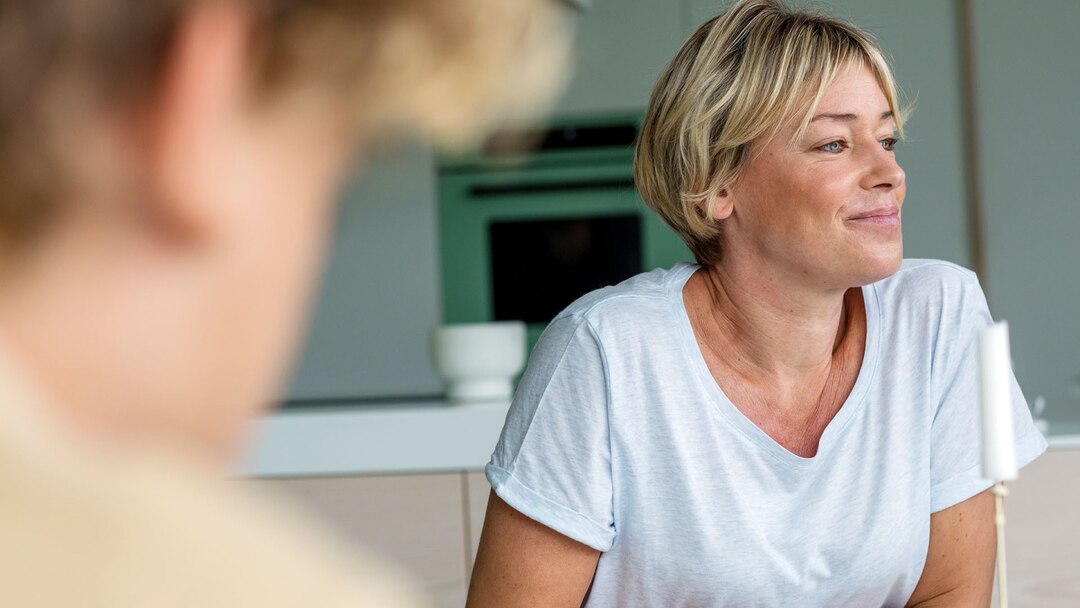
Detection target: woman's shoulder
<box><xmin>888</xmin><ymin>258</ymin><xmax>977</xmax><ymax>284</ymax></box>
<box><xmin>553</xmin><ymin>263</ymin><xmax>696</xmax><ymax>328</ymax></box>
<box><xmin>875</xmin><ymin>258</ymin><xmax>981</xmax><ymax>302</ymax></box>
<box><xmin>872</xmin><ymin>258</ymin><xmax>988</xmax><ymax>328</ymax></box>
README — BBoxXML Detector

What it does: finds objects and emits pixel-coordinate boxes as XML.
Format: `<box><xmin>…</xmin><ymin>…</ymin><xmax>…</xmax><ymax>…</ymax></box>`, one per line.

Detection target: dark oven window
<box><xmin>489</xmin><ymin>215</ymin><xmax>643</xmax><ymax>323</ymax></box>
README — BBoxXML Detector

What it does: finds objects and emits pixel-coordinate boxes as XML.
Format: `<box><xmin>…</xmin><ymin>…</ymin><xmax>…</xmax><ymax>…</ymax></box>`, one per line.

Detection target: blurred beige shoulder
<box><xmin>0</xmin><ymin>418</ymin><xmax>422</xmax><ymax>607</ymax></box>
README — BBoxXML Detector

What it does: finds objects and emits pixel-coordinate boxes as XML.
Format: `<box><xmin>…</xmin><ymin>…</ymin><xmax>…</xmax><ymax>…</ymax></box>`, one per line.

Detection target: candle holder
<box><xmin>991</xmin><ymin>481</ymin><xmax>1009</xmax><ymax>608</ymax></box>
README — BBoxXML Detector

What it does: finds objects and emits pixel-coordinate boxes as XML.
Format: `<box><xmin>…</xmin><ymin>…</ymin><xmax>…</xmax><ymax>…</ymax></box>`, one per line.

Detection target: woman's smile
<box><xmin>846</xmin><ymin>206</ymin><xmax>900</xmax><ymax>229</ymax></box>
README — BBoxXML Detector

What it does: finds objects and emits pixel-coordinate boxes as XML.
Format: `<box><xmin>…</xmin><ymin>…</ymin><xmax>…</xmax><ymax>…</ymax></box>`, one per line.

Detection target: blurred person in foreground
<box><xmin>0</xmin><ymin>0</ymin><xmax>568</xmax><ymax>605</ymax></box>
<box><xmin>468</xmin><ymin>0</ymin><xmax>1046</xmax><ymax>606</ymax></box>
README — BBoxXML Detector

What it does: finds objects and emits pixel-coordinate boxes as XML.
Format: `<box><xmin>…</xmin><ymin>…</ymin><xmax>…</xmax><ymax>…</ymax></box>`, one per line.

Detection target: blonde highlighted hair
<box><xmin>0</xmin><ymin>0</ymin><xmax>569</xmax><ymax>247</ymax></box>
<box><xmin>634</xmin><ymin>0</ymin><xmax>905</xmax><ymax>265</ymax></box>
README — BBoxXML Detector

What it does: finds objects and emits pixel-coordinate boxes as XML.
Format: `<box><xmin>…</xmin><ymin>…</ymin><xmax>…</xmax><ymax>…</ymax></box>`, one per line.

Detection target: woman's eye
<box><xmin>880</xmin><ymin>137</ymin><xmax>898</xmax><ymax>151</ymax></box>
<box><xmin>819</xmin><ymin>140</ymin><xmax>845</xmax><ymax>153</ymax></box>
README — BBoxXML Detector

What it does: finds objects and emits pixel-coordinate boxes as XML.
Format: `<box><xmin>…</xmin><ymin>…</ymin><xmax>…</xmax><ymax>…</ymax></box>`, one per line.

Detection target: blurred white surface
<box><xmin>241</xmin><ymin>400</ymin><xmax>509</xmax><ymax>477</ymax></box>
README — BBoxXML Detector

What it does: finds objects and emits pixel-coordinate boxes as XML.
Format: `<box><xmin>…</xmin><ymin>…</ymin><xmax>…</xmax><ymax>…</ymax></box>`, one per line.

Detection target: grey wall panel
<box><xmin>973</xmin><ymin>1</ymin><xmax>1080</xmax><ymax>431</ymax></box>
<box><xmin>555</xmin><ymin>0</ymin><xmax>686</xmax><ymax>116</ymax></box>
<box><xmin>286</xmin><ymin>142</ymin><xmax>443</xmax><ymax>402</ymax></box>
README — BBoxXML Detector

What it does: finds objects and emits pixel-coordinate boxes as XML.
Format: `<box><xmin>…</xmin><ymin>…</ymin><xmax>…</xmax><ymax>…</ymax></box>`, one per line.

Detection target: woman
<box><xmin>467</xmin><ymin>1</ymin><xmax>1046</xmax><ymax>606</ymax></box>
<box><xmin>0</xmin><ymin>0</ymin><xmax>566</xmax><ymax>606</ymax></box>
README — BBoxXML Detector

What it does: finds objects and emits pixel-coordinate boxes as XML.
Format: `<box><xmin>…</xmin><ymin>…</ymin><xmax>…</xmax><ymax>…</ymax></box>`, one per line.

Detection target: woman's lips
<box><xmin>848</xmin><ymin>208</ymin><xmax>900</xmax><ymax>227</ymax></box>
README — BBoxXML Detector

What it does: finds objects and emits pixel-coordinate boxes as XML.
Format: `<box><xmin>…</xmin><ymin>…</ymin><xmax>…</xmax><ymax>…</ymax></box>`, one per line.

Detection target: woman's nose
<box><xmin>862</xmin><ymin>146</ymin><xmax>906</xmax><ymax>192</ymax></box>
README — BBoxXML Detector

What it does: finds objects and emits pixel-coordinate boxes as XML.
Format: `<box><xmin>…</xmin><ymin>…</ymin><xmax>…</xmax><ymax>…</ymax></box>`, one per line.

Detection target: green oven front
<box><xmin>438</xmin><ymin>146</ymin><xmax>692</xmax><ymax>353</ymax></box>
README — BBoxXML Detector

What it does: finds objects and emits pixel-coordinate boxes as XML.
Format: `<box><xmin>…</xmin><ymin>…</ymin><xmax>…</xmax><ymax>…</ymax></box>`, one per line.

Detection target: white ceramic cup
<box><xmin>430</xmin><ymin>321</ymin><xmax>527</xmax><ymax>403</ymax></box>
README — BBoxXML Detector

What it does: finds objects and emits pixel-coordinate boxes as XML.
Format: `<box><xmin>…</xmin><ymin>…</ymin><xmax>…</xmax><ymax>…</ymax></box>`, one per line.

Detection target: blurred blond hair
<box><xmin>634</xmin><ymin>0</ymin><xmax>905</xmax><ymax>265</ymax></box>
<box><xmin>0</xmin><ymin>0</ymin><xmax>570</xmax><ymax>248</ymax></box>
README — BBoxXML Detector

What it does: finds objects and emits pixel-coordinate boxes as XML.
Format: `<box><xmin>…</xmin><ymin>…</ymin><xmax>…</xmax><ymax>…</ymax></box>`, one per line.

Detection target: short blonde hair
<box><xmin>0</xmin><ymin>0</ymin><xmax>569</xmax><ymax>248</ymax></box>
<box><xmin>634</xmin><ymin>0</ymin><xmax>905</xmax><ymax>265</ymax></box>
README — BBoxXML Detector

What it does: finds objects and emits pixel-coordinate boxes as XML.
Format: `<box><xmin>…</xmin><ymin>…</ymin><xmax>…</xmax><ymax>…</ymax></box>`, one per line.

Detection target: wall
<box><xmin>553</xmin><ymin>1</ymin><xmax>684</xmax><ymax>116</ymax></box>
<box><xmin>972</xmin><ymin>0</ymin><xmax>1080</xmax><ymax>433</ymax></box>
<box><xmin>285</xmin><ymin>141</ymin><xmax>443</xmax><ymax>402</ymax></box>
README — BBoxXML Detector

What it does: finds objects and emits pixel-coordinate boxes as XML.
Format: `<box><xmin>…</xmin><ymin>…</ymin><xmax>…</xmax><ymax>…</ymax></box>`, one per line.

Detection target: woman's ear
<box><xmin>141</xmin><ymin>1</ymin><xmax>255</xmax><ymax>245</ymax></box>
<box><xmin>701</xmin><ymin>188</ymin><xmax>734</xmax><ymax>222</ymax></box>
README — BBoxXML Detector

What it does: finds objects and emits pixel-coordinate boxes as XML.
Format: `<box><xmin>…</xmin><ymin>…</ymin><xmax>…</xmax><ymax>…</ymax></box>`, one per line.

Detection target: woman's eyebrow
<box><xmin>810</xmin><ymin>110</ymin><xmax>894</xmax><ymax>123</ymax></box>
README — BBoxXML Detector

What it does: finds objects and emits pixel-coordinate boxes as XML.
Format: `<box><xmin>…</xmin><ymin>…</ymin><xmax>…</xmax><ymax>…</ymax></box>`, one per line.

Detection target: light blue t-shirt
<box><xmin>487</xmin><ymin>260</ymin><xmax>1047</xmax><ymax>607</ymax></box>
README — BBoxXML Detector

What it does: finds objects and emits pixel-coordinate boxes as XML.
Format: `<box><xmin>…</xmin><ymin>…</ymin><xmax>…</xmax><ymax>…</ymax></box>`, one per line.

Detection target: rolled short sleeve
<box><xmin>486</xmin><ymin>315</ymin><xmax>615</xmax><ymax>552</ymax></box>
<box><xmin>929</xmin><ymin>273</ymin><xmax>1048</xmax><ymax>512</ymax></box>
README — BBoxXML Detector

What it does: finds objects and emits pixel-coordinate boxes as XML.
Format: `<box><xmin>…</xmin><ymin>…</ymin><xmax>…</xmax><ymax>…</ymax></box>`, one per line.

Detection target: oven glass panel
<box><xmin>489</xmin><ymin>215</ymin><xmax>642</xmax><ymax>323</ymax></box>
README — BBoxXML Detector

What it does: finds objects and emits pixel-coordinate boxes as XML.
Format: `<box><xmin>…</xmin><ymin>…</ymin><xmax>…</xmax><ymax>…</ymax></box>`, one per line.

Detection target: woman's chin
<box><xmin>853</xmin><ymin>247</ymin><xmax>904</xmax><ymax>285</ymax></box>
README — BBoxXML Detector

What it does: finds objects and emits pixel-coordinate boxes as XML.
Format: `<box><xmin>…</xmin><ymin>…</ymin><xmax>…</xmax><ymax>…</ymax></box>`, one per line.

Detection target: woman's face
<box><xmin>718</xmin><ymin>62</ymin><xmax>906</xmax><ymax>289</ymax></box>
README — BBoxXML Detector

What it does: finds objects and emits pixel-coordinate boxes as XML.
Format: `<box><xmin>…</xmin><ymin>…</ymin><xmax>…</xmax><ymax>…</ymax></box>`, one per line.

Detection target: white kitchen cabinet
<box><xmin>972</xmin><ymin>0</ymin><xmax>1080</xmax><ymax>434</ymax></box>
<box><xmin>258</xmin><ymin>473</ymin><xmax>469</xmax><ymax>608</ymax></box>
<box><xmin>464</xmin><ymin>472</ymin><xmax>492</xmax><ymax>579</ymax></box>
<box><xmin>1002</xmin><ymin>449</ymin><xmax>1080</xmax><ymax>606</ymax></box>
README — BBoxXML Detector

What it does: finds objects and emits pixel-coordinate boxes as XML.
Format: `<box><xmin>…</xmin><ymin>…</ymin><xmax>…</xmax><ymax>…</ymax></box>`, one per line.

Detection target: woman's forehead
<box><xmin>787</xmin><ymin>65</ymin><xmax>898</xmax><ymax>137</ymax></box>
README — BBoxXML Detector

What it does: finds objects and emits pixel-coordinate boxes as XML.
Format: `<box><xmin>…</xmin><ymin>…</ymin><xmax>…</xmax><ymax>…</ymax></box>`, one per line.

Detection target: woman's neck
<box><xmin>688</xmin><ymin>260</ymin><xmax>859</xmax><ymax>388</ymax></box>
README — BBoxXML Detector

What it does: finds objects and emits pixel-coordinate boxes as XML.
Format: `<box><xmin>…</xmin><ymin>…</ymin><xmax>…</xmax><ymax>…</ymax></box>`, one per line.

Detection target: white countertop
<box><xmin>240</xmin><ymin>401</ymin><xmax>1080</xmax><ymax>477</ymax></box>
<box><xmin>240</xmin><ymin>399</ymin><xmax>510</xmax><ymax>477</ymax></box>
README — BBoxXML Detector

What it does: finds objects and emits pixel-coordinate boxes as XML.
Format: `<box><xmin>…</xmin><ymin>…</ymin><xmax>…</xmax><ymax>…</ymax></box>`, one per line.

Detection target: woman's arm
<box><xmin>906</xmin><ymin>490</ymin><xmax>996</xmax><ymax>607</ymax></box>
<box><xmin>466</xmin><ymin>491</ymin><xmax>601</xmax><ymax>607</ymax></box>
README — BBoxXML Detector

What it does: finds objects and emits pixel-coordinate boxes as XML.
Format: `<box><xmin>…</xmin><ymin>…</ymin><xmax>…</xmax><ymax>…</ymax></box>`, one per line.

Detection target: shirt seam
<box><xmin>488</xmin><ymin>463</ymin><xmax>615</xmax><ymax>543</ymax></box>
<box><xmin>503</xmin><ymin>316</ymin><xmax>591</xmax><ymax>480</ymax></box>
<box><xmin>554</xmin><ymin>292</ymin><xmax>670</xmax><ymax>327</ymax></box>
<box><xmin>580</xmin><ymin>317</ymin><xmax>617</xmax><ymax>541</ymax></box>
<box><xmin>553</xmin><ymin>263</ymin><xmax>696</xmax><ymax>325</ymax></box>
<box><xmin>500</xmin><ymin>315</ymin><xmax>616</xmax><ymax>542</ymax></box>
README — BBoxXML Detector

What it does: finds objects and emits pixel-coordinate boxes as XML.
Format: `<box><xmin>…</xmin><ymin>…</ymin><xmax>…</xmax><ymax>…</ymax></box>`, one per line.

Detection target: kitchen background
<box><xmin>242</xmin><ymin>1</ymin><xmax>1080</xmax><ymax>606</ymax></box>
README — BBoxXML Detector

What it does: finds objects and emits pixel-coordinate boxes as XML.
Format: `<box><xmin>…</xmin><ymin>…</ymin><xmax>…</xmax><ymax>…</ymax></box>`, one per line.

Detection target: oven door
<box><xmin>438</xmin><ymin>160</ymin><xmax>690</xmax><ymax>348</ymax></box>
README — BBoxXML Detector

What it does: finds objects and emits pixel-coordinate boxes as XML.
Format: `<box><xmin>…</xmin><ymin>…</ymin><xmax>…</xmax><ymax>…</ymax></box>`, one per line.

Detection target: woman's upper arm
<box><xmin>467</xmin><ymin>491</ymin><xmax>600</xmax><ymax>608</ymax></box>
<box><xmin>906</xmin><ymin>489</ymin><xmax>996</xmax><ymax>607</ymax></box>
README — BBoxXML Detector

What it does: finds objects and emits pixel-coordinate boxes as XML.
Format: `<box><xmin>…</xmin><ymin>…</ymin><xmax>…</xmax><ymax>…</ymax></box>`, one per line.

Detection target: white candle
<box><xmin>978</xmin><ymin>321</ymin><xmax>1018</xmax><ymax>481</ymax></box>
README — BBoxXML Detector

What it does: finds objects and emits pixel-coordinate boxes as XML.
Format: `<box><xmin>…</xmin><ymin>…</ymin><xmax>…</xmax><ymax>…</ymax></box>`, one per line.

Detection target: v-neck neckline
<box><xmin>668</xmin><ymin>262</ymin><xmax>881</xmax><ymax>467</ymax></box>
